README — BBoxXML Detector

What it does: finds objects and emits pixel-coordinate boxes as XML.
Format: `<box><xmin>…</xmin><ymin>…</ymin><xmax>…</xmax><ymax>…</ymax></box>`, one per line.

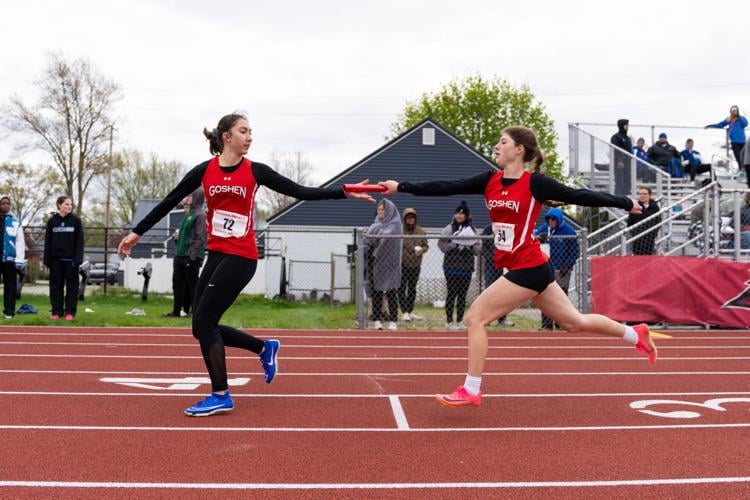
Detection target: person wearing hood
<box><xmin>1</xmin><ymin>196</ymin><xmax>25</xmax><ymax>319</ymax></box>
<box><xmin>399</xmin><ymin>208</ymin><xmax>428</xmax><ymax>322</ymax></box>
<box><xmin>610</xmin><ymin>119</ymin><xmax>633</xmax><ymax>195</ymax></box>
<box><xmin>163</xmin><ymin>188</ymin><xmax>207</xmax><ymax>318</ymax></box>
<box><xmin>364</xmin><ymin>199</ymin><xmax>402</xmax><ymax>330</ymax></box>
<box><xmin>43</xmin><ymin>196</ymin><xmax>84</xmax><ymax>320</ymax></box>
<box><xmin>627</xmin><ymin>186</ymin><xmax>661</xmax><ymax>255</ymax></box>
<box><xmin>706</xmin><ymin>105</ymin><xmax>748</xmax><ymax>178</ymax></box>
<box><xmin>438</xmin><ymin>201</ymin><xmax>481</xmax><ymax>330</ymax></box>
<box><xmin>534</xmin><ymin>207</ymin><xmax>579</xmax><ymax>330</ymax></box>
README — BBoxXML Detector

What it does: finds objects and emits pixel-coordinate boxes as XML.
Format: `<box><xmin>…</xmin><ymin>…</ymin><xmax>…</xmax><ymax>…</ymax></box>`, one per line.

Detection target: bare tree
<box><xmin>257</xmin><ymin>151</ymin><xmax>314</xmax><ymax>217</ymax></box>
<box><xmin>105</xmin><ymin>148</ymin><xmax>185</xmax><ymax>227</ymax></box>
<box><xmin>0</xmin><ymin>162</ymin><xmax>63</xmax><ymax>225</ymax></box>
<box><xmin>3</xmin><ymin>53</ymin><xmax>122</xmax><ymax>215</ymax></box>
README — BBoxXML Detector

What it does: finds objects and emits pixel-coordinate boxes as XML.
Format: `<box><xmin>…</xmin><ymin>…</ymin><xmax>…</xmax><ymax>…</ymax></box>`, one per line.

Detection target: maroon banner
<box><xmin>591</xmin><ymin>256</ymin><xmax>750</xmax><ymax>328</ymax></box>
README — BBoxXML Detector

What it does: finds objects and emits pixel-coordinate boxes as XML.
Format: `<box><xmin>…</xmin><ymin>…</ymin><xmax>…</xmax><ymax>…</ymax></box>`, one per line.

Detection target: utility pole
<box><xmin>103</xmin><ymin>124</ymin><xmax>114</xmax><ymax>295</ymax></box>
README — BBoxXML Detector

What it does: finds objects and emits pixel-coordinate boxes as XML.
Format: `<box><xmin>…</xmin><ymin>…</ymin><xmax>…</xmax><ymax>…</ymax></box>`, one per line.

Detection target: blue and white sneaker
<box><xmin>184</xmin><ymin>392</ymin><xmax>234</xmax><ymax>417</ymax></box>
<box><xmin>260</xmin><ymin>339</ymin><xmax>280</xmax><ymax>383</ymax></box>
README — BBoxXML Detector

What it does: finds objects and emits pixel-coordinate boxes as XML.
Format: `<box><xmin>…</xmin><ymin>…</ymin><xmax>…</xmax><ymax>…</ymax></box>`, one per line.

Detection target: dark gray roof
<box><xmin>131</xmin><ymin>200</ymin><xmax>184</xmax><ymax>258</ymax></box>
<box><xmin>266</xmin><ymin>118</ymin><xmax>499</xmax><ymax>229</ymax></box>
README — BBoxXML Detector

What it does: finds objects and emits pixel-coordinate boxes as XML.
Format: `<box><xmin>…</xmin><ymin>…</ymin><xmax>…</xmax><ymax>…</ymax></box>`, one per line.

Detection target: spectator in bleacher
<box><xmin>364</xmin><ymin>198</ymin><xmax>402</xmax><ymax>330</ymax></box>
<box><xmin>399</xmin><ymin>208</ymin><xmax>428</xmax><ymax>322</ymax></box>
<box><xmin>481</xmin><ymin>224</ymin><xmax>513</xmax><ymax>327</ymax></box>
<box><xmin>632</xmin><ymin>137</ymin><xmax>655</xmax><ymax>183</ymax></box>
<box><xmin>705</xmin><ymin>105</ymin><xmax>748</xmax><ymax>174</ymax></box>
<box><xmin>729</xmin><ymin>192</ymin><xmax>750</xmax><ymax>249</ymax></box>
<box><xmin>647</xmin><ymin>133</ymin><xmax>681</xmax><ymax>178</ymax></box>
<box><xmin>743</xmin><ymin>142</ymin><xmax>750</xmax><ymax>186</ymax></box>
<box><xmin>162</xmin><ymin>188</ymin><xmax>206</xmax><ymax>318</ymax></box>
<box><xmin>680</xmin><ymin>139</ymin><xmax>712</xmax><ymax>182</ymax></box>
<box><xmin>627</xmin><ymin>186</ymin><xmax>662</xmax><ymax>255</ymax></box>
<box><xmin>438</xmin><ymin>201</ymin><xmax>481</xmax><ymax>331</ymax></box>
<box><xmin>610</xmin><ymin>119</ymin><xmax>632</xmax><ymax>195</ymax></box>
<box><xmin>1</xmin><ymin>196</ymin><xmax>25</xmax><ymax>319</ymax></box>
<box><xmin>534</xmin><ymin>207</ymin><xmax>579</xmax><ymax>330</ymax></box>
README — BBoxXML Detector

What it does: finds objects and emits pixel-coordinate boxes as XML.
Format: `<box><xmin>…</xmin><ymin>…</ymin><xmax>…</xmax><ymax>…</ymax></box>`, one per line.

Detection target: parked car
<box><xmin>88</xmin><ymin>263</ymin><xmax>119</xmax><ymax>285</ymax></box>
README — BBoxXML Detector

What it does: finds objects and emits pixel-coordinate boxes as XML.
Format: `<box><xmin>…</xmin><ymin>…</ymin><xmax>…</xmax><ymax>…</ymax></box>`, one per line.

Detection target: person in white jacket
<box><xmin>0</xmin><ymin>196</ymin><xmax>25</xmax><ymax>319</ymax></box>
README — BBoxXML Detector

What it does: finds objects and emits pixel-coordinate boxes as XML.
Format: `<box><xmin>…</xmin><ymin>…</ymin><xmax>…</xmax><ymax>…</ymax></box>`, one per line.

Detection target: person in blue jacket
<box><xmin>1</xmin><ymin>196</ymin><xmax>25</xmax><ymax>319</ymax></box>
<box><xmin>534</xmin><ymin>207</ymin><xmax>579</xmax><ymax>330</ymax></box>
<box><xmin>680</xmin><ymin>139</ymin><xmax>712</xmax><ymax>182</ymax></box>
<box><xmin>706</xmin><ymin>105</ymin><xmax>748</xmax><ymax>182</ymax></box>
<box><xmin>632</xmin><ymin>137</ymin><xmax>655</xmax><ymax>183</ymax></box>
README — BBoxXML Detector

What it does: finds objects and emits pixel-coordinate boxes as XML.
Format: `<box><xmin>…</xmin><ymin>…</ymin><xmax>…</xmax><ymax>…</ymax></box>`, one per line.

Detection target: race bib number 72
<box><xmin>211</xmin><ymin>209</ymin><xmax>249</xmax><ymax>238</ymax></box>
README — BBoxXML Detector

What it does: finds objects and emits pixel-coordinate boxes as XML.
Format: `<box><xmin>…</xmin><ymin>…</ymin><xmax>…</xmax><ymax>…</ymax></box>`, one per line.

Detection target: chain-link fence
<box><xmin>353</xmin><ymin>231</ymin><xmax>588</xmax><ymax>331</ymax></box>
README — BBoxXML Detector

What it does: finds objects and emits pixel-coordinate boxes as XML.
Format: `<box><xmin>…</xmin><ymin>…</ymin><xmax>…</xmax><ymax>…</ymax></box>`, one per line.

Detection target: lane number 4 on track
<box><xmin>99</xmin><ymin>377</ymin><xmax>250</xmax><ymax>391</ymax></box>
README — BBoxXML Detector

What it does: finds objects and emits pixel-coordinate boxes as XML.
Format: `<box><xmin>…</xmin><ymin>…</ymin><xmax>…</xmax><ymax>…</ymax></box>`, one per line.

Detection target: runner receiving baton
<box><xmin>118</xmin><ymin>113</ymin><xmax>374</xmax><ymax>416</ymax></box>
<box><xmin>378</xmin><ymin>125</ymin><xmax>657</xmax><ymax>408</ymax></box>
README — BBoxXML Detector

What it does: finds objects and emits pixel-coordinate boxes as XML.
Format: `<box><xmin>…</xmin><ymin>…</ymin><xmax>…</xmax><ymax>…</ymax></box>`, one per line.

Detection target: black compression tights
<box><xmin>192</xmin><ymin>252</ymin><xmax>264</xmax><ymax>392</ymax></box>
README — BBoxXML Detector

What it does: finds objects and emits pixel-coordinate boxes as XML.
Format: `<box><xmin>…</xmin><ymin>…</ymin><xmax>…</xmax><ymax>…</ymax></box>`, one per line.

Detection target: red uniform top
<box><xmin>202</xmin><ymin>156</ymin><xmax>259</xmax><ymax>260</ymax></box>
<box><xmin>484</xmin><ymin>170</ymin><xmax>548</xmax><ymax>270</ymax></box>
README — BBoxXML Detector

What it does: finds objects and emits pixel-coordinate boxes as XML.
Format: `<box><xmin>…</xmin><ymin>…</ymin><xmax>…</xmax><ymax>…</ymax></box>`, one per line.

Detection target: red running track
<box><xmin>0</xmin><ymin>326</ymin><xmax>749</xmax><ymax>499</ymax></box>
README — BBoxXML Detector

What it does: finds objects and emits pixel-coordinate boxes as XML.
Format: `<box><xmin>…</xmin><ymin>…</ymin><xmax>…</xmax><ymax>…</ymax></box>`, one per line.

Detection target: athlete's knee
<box><xmin>465</xmin><ymin>305</ymin><xmax>492</xmax><ymax>329</ymax></box>
<box><xmin>556</xmin><ymin>314</ymin><xmax>584</xmax><ymax>333</ymax></box>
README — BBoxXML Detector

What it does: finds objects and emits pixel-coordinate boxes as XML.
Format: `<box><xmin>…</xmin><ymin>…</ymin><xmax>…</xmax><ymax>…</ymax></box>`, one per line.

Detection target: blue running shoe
<box><xmin>184</xmin><ymin>392</ymin><xmax>234</xmax><ymax>417</ymax></box>
<box><xmin>260</xmin><ymin>339</ymin><xmax>280</xmax><ymax>383</ymax></box>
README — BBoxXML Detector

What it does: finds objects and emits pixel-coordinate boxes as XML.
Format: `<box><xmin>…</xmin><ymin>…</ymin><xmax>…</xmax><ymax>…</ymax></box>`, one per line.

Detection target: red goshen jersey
<box><xmin>484</xmin><ymin>170</ymin><xmax>548</xmax><ymax>271</ymax></box>
<box><xmin>202</xmin><ymin>156</ymin><xmax>259</xmax><ymax>260</ymax></box>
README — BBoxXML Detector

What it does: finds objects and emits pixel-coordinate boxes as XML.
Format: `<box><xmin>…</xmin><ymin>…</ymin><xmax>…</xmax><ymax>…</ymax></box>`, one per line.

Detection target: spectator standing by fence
<box><xmin>163</xmin><ymin>188</ymin><xmax>206</xmax><ymax>318</ymax></box>
<box><xmin>399</xmin><ymin>208</ymin><xmax>427</xmax><ymax>322</ymax></box>
<box><xmin>534</xmin><ymin>207</ymin><xmax>579</xmax><ymax>330</ymax></box>
<box><xmin>1</xmin><ymin>196</ymin><xmax>25</xmax><ymax>319</ymax></box>
<box><xmin>438</xmin><ymin>201</ymin><xmax>481</xmax><ymax>331</ymax></box>
<box><xmin>44</xmin><ymin>196</ymin><xmax>84</xmax><ymax>320</ymax></box>
<box><xmin>627</xmin><ymin>187</ymin><xmax>662</xmax><ymax>255</ymax></box>
<box><xmin>706</xmin><ymin>105</ymin><xmax>748</xmax><ymax>179</ymax></box>
<box><xmin>364</xmin><ymin>199</ymin><xmax>402</xmax><ymax>330</ymax></box>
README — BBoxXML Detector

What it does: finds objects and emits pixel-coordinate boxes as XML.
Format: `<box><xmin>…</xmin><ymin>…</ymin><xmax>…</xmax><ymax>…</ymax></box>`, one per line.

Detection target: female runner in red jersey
<box><xmin>118</xmin><ymin>113</ymin><xmax>374</xmax><ymax>416</ymax></box>
<box><xmin>379</xmin><ymin>125</ymin><xmax>657</xmax><ymax>408</ymax></box>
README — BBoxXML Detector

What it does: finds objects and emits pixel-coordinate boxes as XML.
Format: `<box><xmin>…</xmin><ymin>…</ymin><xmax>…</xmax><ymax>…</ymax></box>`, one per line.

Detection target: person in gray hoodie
<box><xmin>163</xmin><ymin>188</ymin><xmax>206</xmax><ymax>318</ymax></box>
<box><xmin>364</xmin><ymin>199</ymin><xmax>402</xmax><ymax>330</ymax></box>
<box><xmin>399</xmin><ymin>207</ymin><xmax>428</xmax><ymax>322</ymax></box>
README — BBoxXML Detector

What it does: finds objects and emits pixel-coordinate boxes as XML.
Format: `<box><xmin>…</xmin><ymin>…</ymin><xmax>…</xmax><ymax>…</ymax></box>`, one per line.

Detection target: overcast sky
<box><xmin>2</xmin><ymin>0</ymin><xmax>749</xmax><ymax>184</ymax></box>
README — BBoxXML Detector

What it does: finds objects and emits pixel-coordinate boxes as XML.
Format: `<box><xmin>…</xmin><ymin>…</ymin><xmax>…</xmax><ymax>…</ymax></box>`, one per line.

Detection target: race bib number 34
<box><xmin>492</xmin><ymin>222</ymin><xmax>514</xmax><ymax>252</ymax></box>
<box><xmin>211</xmin><ymin>209</ymin><xmax>249</xmax><ymax>238</ymax></box>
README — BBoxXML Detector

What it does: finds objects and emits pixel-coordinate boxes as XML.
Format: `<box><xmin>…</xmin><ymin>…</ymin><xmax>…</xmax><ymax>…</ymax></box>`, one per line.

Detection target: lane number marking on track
<box><xmin>630</xmin><ymin>397</ymin><xmax>750</xmax><ymax>419</ymax></box>
<box><xmin>99</xmin><ymin>377</ymin><xmax>250</xmax><ymax>391</ymax></box>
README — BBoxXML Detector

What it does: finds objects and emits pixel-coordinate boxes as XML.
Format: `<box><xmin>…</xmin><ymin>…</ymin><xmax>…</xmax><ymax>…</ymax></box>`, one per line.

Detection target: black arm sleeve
<box><xmin>397</xmin><ymin>170</ymin><xmax>494</xmax><ymax>196</ymax></box>
<box><xmin>530</xmin><ymin>173</ymin><xmax>633</xmax><ymax>210</ymax></box>
<box><xmin>253</xmin><ymin>162</ymin><xmax>346</xmax><ymax>200</ymax></box>
<box><xmin>132</xmin><ymin>162</ymin><xmax>207</xmax><ymax>235</ymax></box>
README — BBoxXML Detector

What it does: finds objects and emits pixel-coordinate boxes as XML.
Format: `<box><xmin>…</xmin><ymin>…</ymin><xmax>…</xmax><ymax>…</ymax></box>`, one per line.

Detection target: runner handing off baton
<box><xmin>117</xmin><ymin>113</ymin><xmax>373</xmax><ymax>416</ymax></box>
<box><xmin>378</xmin><ymin>125</ymin><xmax>657</xmax><ymax>408</ymax></box>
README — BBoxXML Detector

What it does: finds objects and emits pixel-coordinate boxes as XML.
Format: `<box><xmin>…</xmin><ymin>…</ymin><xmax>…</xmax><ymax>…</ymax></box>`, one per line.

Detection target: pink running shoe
<box><xmin>64</xmin><ymin>314</ymin><xmax>74</xmax><ymax>321</ymax></box>
<box><xmin>50</xmin><ymin>314</ymin><xmax>60</xmax><ymax>320</ymax></box>
<box><xmin>436</xmin><ymin>386</ymin><xmax>482</xmax><ymax>408</ymax></box>
<box><xmin>634</xmin><ymin>323</ymin><xmax>657</xmax><ymax>364</ymax></box>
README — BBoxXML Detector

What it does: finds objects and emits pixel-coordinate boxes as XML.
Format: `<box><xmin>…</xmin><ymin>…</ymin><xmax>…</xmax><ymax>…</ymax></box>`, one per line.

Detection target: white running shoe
<box><xmin>401</xmin><ymin>312</ymin><xmax>412</xmax><ymax>322</ymax></box>
<box><xmin>387</xmin><ymin>321</ymin><xmax>398</xmax><ymax>330</ymax></box>
<box><xmin>451</xmin><ymin>321</ymin><xmax>466</xmax><ymax>331</ymax></box>
<box><xmin>409</xmin><ymin>313</ymin><xmax>425</xmax><ymax>321</ymax></box>
<box><xmin>372</xmin><ymin>320</ymin><xmax>383</xmax><ymax>330</ymax></box>
<box><xmin>445</xmin><ymin>322</ymin><xmax>454</xmax><ymax>330</ymax></box>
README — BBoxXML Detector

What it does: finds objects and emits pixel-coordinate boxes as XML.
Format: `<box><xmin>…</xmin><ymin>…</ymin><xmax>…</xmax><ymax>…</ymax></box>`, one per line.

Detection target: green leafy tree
<box><xmin>390</xmin><ymin>75</ymin><xmax>563</xmax><ymax>180</ymax></box>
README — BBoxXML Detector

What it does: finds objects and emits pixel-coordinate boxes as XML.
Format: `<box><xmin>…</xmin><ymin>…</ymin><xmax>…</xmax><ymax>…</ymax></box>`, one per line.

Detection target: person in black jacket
<box><xmin>43</xmin><ymin>196</ymin><xmax>84</xmax><ymax>320</ymax></box>
<box><xmin>610</xmin><ymin>119</ymin><xmax>633</xmax><ymax>195</ymax></box>
<box><xmin>628</xmin><ymin>187</ymin><xmax>662</xmax><ymax>255</ymax></box>
<box><xmin>647</xmin><ymin>133</ymin><xmax>681</xmax><ymax>177</ymax></box>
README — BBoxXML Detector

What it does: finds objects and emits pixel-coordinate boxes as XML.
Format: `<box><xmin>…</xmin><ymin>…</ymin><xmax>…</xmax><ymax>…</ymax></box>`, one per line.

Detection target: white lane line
<box><xmin>1</xmin><ymin>371</ymin><xmax>749</xmax><ymax>377</ymax></box>
<box><xmin>388</xmin><ymin>396</ymin><xmax>410</xmax><ymax>430</ymax></box>
<box><xmin>1</xmin><ymin>341</ymin><xmax>749</xmax><ymax>349</ymax></box>
<box><xmin>0</xmin><ymin>423</ymin><xmax>749</xmax><ymax>433</ymax></box>
<box><xmin>1</xmin><ymin>356</ymin><xmax>749</xmax><ymax>362</ymax></box>
<box><xmin>2</xmin><ymin>391</ymin><xmax>749</xmax><ymax>398</ymax></box>
<box><xmin>0</xmin><ymin>477</ymin><xmax>749</xmax><ymax>489</ymax></box>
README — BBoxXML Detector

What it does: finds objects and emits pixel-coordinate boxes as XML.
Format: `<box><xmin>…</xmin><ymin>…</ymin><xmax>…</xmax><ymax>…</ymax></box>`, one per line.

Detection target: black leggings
<box><xmin>372</xmin><ymin>289</ymin><xmax>398</xmax><ymax>322</ymax></box>
<box><xmin>192</xmin><ymin>251</ymin><xmax>264</xmax><ymax>392</ymax></box>
<box><xmin>445</xmin><ymin>273</ymin><xmax>472</xmax><ymax>322</ymax></box>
